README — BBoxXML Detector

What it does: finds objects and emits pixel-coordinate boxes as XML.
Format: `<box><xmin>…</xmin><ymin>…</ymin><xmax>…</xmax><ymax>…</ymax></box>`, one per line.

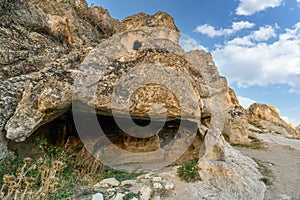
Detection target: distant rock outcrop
<box><xmin>297</xmin><ymin>125</ymin><xmax>300</xmax><ymax>133</ymax></box>
<box><xmin>247</xmin><ymin>103</ymin><xmax>299</xmax><ymax>138</ymax></box>
<box><xmin>0</xmin><ymin>0</ymin><xmax>265</xmax><ymax>198</ymax></box>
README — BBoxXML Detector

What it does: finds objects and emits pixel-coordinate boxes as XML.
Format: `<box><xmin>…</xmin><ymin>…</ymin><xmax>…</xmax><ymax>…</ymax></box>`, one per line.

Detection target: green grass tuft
<box><xmin>177</xmin><ymin>158</ymin><xmax>201</xmax><ymax>182</ymax></box>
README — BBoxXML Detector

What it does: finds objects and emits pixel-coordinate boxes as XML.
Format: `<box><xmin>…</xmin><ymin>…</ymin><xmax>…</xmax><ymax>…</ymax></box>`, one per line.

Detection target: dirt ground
<box><xmin>235</xmin><ymin>132</ymin><xmax>300</xmax><ymax>200</ymax></box>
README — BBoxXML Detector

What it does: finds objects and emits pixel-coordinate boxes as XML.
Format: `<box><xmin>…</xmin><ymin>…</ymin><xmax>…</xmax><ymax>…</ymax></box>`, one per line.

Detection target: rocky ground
<box><xmin>235</xmin><ymin>132</ymin><xmax>300</xmax><ymax>200</ymax></box>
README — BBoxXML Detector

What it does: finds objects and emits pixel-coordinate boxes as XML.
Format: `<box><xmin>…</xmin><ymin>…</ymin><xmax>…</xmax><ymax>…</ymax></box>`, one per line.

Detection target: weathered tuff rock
<box><xmin>223</xmin><ymin>105</ymin><xmax>249</xmax><ymax>145</ymax></box>
<box><xmin>118</xmin><ymin>11</ymin><xmax>179</xmax><ymax>33</ymax></box>
<box><xmin>0</xmin><ymin>0</ymin><xmax>120</xmax><ymax>156</ymax></box>
<box><xmin>0</xmin><ymin>1</ymin><xmax>264</xmax><ymax>198</ymax></box>
<box><xmin>0</xmin><ymin>0</ymin><xmax>119</xmax><ymax>79</ymax></box>
<box><xmin>247</xmin><ymin>103</ymin><xmax>299</xmax><ymax>138</ymax></box>
<box><xmin>297</xmin><ymin>125</ymin><xmax>300</xmax><ymax>133</ymax></box>
<box><xmin>222</xmin><ymin>87</ymin><xmax>249</xmax><ymax>145</ymax></box>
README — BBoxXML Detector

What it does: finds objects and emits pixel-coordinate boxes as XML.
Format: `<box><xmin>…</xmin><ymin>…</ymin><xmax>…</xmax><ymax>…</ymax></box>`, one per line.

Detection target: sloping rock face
<box><xmin>0</xmin><ymin>0</ymin><xmax>119</xmax><ymax>156</ymax></box>
<box><xmin>0</xmin><ymin>1</ymin><xmax>265</xmax><ymax>198</ymax></box>
<box><xmin>297</xmin><ymin>125</ymin><xmax>300</xmax><ymax>133</ymax></box>
<box><xmin>0</xmin><ymin>0</ymin><xmax>119</xmax><ymax>79</ymax></box>
<box><xmin>222</xmin><ymin>87</ymin><xmax>249</xmax><ymax>144</ymax></box>
<box><xmin>247</xmin><ymin>103</ymin><xmax>299</xmax><ymax>138</ymax></box>
<box><xmin>223</xmin><ymin>105</ymin><xmax>249</xmax><ymax>144</ymax></box>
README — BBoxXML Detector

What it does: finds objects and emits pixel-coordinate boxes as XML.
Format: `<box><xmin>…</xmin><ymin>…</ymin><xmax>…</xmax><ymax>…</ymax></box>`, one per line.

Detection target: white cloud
<box><xmin>195</xmin><ymin>24</ymin><xmax>228</xmax><ymax>38</ymax></box>
<box><xmin>226</xmin><ymin>36</ymin><xmax>254</xmax><ymax>46</ymax></box>
<box><xmin>179</xmin><ymin>36</ymin><xmax>207</xmax><ymax>52</ymax></box>
<box><xmin>225</xmin><ymin>25</ymin><xmax>276</xmax><ymax>46</ymax></box>
<box><xmin>194</xmin><ymin>21</ymin><xmax>255</xmax><ymax>38</ymax></box>
<box><xmin>232</xmin><ymin>21</ymin><xmax>256</xmax><ymax>31</ymax></box>
<box><xmin>212</xmin><ymin>23</ymin><xmax>300</xmax><ymax>93</ymax></box>
<box><xmin>236</xmin><ymin>0</ymin><xmax>283</xmax><ymax>16</ymax></box>
<box><xmin>251</xmin><ymin>25</ymin><xmax>277</xmax><ymax>41</ymax></box>
<box><xmin>237</xmin><ymin>96</ymin><xmax>256</xmax><ymax>108</ymax></box>
<box><xmin>282</xmin><ymin>116</ymin><xmax>297</xmax><ymax>126</ymax></box>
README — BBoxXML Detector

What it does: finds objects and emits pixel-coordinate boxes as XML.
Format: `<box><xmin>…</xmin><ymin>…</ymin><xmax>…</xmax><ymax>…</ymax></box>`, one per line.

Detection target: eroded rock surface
<box><xmin>247</xmin><ymin>103</ymin><xmax>299</xmax><ymax>138</ymax></box>
<box><xmin>221</xmin><ymin>87</ymin><xmax>249</xmax><ymax>145</ymax></box>
<box><xmin>223</xmin><ymin>105</ymin><xmax>249</xmax><ymax>145</ymax></box>
<box><xmin>0</xmin><ymin>0</ymin><xmax>119</xmax><ymax>156</ymax></box>
<box><xmin>0</xmin><ymin>1</ymin><xmax>265</xmax><ymax>198</ymax></box>
<box><xmin>118</xmin><ymin>11</ymin><xmax>179</xmax><ymax>33</ymax></box>
<box><xmin>296</xmin><ymin>124</ymin><xmax>300</xmax><ymax>133</ymax></box>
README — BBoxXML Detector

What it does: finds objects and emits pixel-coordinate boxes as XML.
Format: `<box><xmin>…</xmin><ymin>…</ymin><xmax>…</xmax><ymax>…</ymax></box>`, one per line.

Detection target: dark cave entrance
<box><xmin>8</xmin><ymin>109</ymin><xmax>203</xmax><ymax>165</ymax></box>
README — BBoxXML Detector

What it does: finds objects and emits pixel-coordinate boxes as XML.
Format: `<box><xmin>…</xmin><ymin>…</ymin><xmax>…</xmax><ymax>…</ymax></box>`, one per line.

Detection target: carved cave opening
<box><xmin>8</xmin><ymin>109</ymin><xmax>203</xmax><ymax>165</ymax></box>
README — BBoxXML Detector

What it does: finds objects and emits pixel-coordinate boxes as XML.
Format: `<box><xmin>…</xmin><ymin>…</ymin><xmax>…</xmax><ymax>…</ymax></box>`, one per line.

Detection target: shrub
<box><xmin>0</xmin><ymin>137</ymin><xmax>105</xmax><ymax>199</ymax></box>
<box><xmin>177</xmin><ymin>158</ymin><xmax>201</xmax><ymax>182</ymax></box>
<box><xmin>261</xmin><ymin>177</ymin><xmax>272</xmax><ymax>185</ymax></box>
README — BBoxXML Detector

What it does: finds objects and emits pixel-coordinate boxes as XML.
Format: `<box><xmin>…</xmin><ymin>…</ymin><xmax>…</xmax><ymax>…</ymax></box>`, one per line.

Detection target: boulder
<box><xmin>92</xmin><ymin>193</ymin><xmax>104</xmax><ymax>200</ymax></box>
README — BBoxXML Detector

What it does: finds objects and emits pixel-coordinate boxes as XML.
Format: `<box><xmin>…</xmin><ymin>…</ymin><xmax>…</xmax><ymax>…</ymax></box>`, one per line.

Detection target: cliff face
<box><xmin>222</xmin><ymin>87</ymin><xmax>249</xmax><ymax>144</ymax></box>
<box><xmin>247</xmin><ymin>103</ymin><xmax>299</xmax><ymax>138</ymax></box>
<box><xmin>0</xmin><ymin>0</ymin><xmax>120</xmax><ymax>159</ymax></box>
<box><xmin>0</xmin><ymin>1</ymin><xmax>265</xmax><ymax>199</ymax></box>
<box><xmin>0</xmin><ymin>0</ymin><xmax>119</xmax><ymax>79</ymax></box>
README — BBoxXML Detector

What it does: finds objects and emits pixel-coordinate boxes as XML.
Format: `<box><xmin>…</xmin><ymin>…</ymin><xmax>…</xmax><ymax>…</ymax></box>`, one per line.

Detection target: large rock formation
<box><xmin>222</xmin><ymin>87</ymin><xmax>249</xmax><ymax>145</ymax></box>
<box><xmin>118</xmin><ymin>11</ymin><xmax>179</xmax><ymax>33</ymax></box>
<box><xmin>0</xmin><ymin>0</ymin><xmax>121</xmax><ymax>158</ymax></box>
<box><xmin>247</xmin><ymin>103</ymin><xmax>299</xmax><ymax>138</ymax></box>
<box><xmin>0</xmin><ymin>1</ymin><xmax>265</xmax><ymax>199</ymax></box>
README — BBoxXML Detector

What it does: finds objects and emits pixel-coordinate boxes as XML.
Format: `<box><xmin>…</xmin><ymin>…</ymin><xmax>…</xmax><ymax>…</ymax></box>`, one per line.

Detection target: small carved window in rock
<box><xmin>133</xmin><ymin>40</ymin><xmax>142</xmax><ymax>50</ymax></box>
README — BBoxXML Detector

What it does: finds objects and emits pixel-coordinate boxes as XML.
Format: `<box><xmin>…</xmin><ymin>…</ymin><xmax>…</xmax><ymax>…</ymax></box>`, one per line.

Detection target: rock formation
<box><xmin>247</xmin><ymin>103</ymin><xmax>299</xmax><ymax>138</ymax></box>
<box><xmin>297</xmin><ymin>124</ymin><xmax>300</xmax><ymax>133</ymax></box>
<box><xmin>0</xmin><ymin>0</ymin><xmax>119</xmax><ymax>158</ymax></box>
<box><xmin>222</xmin><ymin>87</ymin><xmax>249</xmax><ymax>145</ymax></box>
<box><xmin>0</xmin><ymin>0</ymin><xmax>265</xmax><ymax>199</ymax></box>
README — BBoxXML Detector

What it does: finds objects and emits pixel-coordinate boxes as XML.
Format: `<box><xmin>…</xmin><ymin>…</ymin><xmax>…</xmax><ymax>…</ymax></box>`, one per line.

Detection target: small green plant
<box><xmin>104</xmin><ymin>168</ymin><xmax>143</xmax><ymax>182</ymax></box>
<box><xmin>177</xmin><ymin>158</ymin><xmax>201</xmax><ymax>182</ymax></box>
<box><xmin>261</xmin><ymin>177</ymin><xmax>272</xmax><ymax>185</ymax></box>
<box><xmin>122</xmin><ymin>191</ymin><xmax>141</xmax><ymax>200</ymax></box>
<box><xmin>46</xmin><ymin>189</ymin><xmax>73</xmax><ymax>199</ymax></box>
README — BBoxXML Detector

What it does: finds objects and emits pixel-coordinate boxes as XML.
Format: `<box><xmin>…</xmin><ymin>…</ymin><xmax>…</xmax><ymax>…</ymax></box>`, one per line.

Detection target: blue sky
<box><xmin>87</xmin><ymin>0</ymin><xmax>300</xmax><ymax>125</ymax></box>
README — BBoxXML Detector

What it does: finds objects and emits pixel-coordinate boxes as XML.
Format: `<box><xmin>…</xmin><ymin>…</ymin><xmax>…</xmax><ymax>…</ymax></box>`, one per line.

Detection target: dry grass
<box><xmin>1</xmin><ymin>157</ymin><xmax>67</xmax><ymax>199</ymax></box>
<box><xmin>0</xmin><ymin>136</ymin><xmax>146</xmax><ymax>199</ymax></box>
<box><xmin>0</xmin><ymin>138</ymin><xmax>105</xmax><ymax>200</ymax></box>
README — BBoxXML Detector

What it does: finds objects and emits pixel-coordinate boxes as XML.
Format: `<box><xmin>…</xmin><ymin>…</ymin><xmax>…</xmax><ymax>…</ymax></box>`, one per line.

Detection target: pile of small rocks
<box><xmin>81</xmin><ymin>172</ymin><xmax>176</xmax><ymax>200</ymax></box>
